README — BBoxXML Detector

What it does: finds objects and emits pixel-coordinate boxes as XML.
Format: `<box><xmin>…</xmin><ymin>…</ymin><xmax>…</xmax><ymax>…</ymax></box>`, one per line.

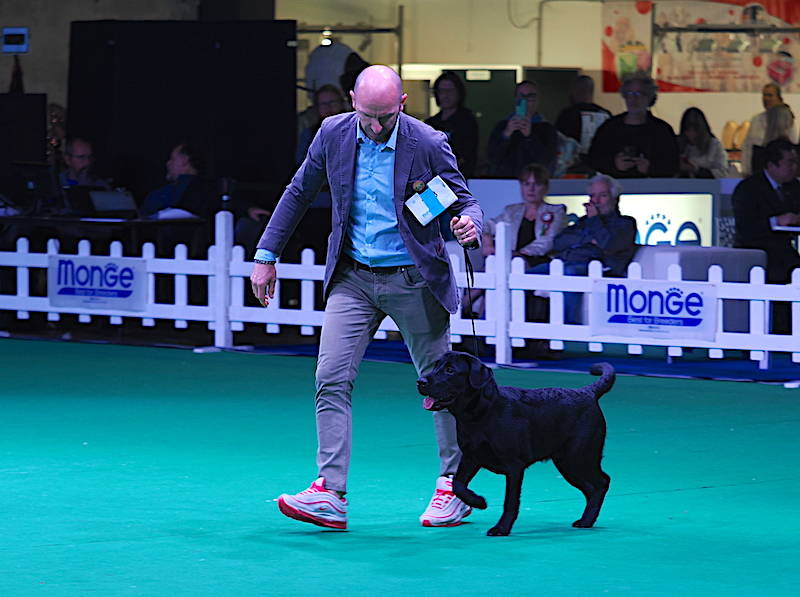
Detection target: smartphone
<box><xmin>515</xmin><ymin>97</ymin><xmax>527</xmax><ymax>118</ymax></box>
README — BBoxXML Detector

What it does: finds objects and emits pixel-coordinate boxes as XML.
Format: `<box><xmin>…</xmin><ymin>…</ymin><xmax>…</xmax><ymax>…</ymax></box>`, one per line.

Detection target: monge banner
<box><xmin>48</xmin><ymin>256</ymin><xmax>146</xmax><ymax>311</ymax></box>
<box><xmin>590</xmin><ymin>279</ymin><xmax>717</xmax><ymax>341</ymax></box>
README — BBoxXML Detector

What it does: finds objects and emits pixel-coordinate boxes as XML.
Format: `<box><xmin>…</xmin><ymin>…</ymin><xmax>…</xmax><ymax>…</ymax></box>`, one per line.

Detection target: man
<box><xmin>487</xmin><ymin>80</ymin><xmax>558</xmax><ymax>178</ymax></box>
<box><xmin>250</xmin><ymin>65</ymin><xmax>482</xmax><ymax>530</ymax></box>
<box><xmin>733</xmin><ymin>138</ymin><xmax>800</xmax><ymax>332</ymax></box>
<box><xmin>142</xmin><ymin>142</ymin><xmax>216</xmax><ymax>219</ymax></box>
<box><xmin>425</xmin><ymin>71</ymin><xmax>479</xmax><ymax>179</ymax></box>
<box><xmin>555</xmin><ymin>75</ymin><xmax>611</xmax><ymax>159</ymax></box>
<box><xmin>59</xmin><ymin>137</ymin><xmax>108</xmax><ymax>188</ymax></box>
<box><xmin>740</xmin><ymin>83</ymin><xmax>797</xmax><ymax>176</ymax></box>
<box><xmin>532</xmin><ymin>174</ymin><xmax>637</xmax><ymax>323</ymax></box>
<box><xmin>587</xmin><ymin>71</ymin><xmax>679</xmax><ymax>178</ymax></box>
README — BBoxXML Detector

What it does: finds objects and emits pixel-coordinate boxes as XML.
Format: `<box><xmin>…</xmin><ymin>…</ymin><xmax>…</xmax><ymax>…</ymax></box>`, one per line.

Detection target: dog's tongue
<box><xmin>422</xmin><ymin>397</ymin><xmax>435</xmax><ymax>411</ymax></box>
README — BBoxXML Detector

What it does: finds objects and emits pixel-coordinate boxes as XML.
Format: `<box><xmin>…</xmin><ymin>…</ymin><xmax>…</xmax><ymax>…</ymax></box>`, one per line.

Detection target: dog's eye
<box><xmin>445</xmin><ymin>366</ymin><xmax>455</xmax><ymax>375</ymax></box>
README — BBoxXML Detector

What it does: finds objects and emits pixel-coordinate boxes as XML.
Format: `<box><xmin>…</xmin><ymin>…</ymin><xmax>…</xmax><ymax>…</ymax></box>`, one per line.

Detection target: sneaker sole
<box><xmin>420</xmin><ymin>507</ymin><xmax>473</xmax><ymax>527</ymax></box>
<box><xmin>278</xmin><ymin>497</ymin><xmax>347</xmax><ymax>530</ymax></box>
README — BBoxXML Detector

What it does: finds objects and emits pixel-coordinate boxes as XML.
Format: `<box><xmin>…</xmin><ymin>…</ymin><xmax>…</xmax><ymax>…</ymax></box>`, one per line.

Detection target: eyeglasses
<box><xmin>622</xmin><ymin>90</ymin><xmax>645</xmax><ymax>98</ymax></box>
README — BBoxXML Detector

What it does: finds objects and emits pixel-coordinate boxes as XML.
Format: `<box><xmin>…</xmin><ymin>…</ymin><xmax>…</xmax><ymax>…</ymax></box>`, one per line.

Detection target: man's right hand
<box><xmin>251</xmin><ymin>263</ymin><xmax>277</xmax><ymax>307</ymax></box>
<box><xmin>614</xmin><ymin>152</ymin><xmax>635</xmax><ymax>171</ymax></box>
<box><xmin>776</xmin><ymin>212</ymin><xmax>800</xmax><ymax>227</ymax></box>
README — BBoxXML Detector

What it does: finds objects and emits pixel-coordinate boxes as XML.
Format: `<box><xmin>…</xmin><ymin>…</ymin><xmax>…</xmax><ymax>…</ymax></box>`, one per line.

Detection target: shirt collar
<box><xmin>356</xmin><ymin>113</ymin><xmax>400</xmax><ymax>150</ymax></box>
<box><xmin>763</xmin><ymin>170</ymin><xmax>780</xmax><ymax>190</ymax></box>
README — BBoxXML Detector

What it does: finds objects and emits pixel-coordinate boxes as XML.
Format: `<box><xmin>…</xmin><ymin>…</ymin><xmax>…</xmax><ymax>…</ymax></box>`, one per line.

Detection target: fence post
<box><xmin>494</xmin><ymin>222</ymin><xmax>511</xmax><ymax>365</ymax></box>
<box><xmin>212</xmin><ymin>211</ymin><xmax>234</xmax><ymax>348</ymax></box>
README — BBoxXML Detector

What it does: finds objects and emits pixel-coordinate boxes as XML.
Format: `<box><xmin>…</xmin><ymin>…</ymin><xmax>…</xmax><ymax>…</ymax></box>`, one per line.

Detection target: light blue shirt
<box><xmin>256</xmin><ymin>119</ymin><xmax>413</xmax><ymax>266</ymax></box>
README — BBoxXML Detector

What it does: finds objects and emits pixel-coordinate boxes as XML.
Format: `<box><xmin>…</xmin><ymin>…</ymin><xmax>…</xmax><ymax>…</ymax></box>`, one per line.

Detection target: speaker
<box><xmin>0</xmin><ymin>93</ymin><xmax>47</xmax><ymax>196</ymax></box>
<box><xmin>67</xmin><ymin>20</ymin><xmax>296</xmax><ymax>200</ymax></box>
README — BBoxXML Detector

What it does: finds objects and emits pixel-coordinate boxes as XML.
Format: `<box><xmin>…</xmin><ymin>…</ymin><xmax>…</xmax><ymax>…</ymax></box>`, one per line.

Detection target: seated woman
<box><xmin>677</xmin><ymin>107</ymin><xmax>729</xmax><ymax>178</ymax></box>
<box><xmin>459</xmin><ymin>163</ymin><xmax>567</xmax><ymax>315</ymax></box>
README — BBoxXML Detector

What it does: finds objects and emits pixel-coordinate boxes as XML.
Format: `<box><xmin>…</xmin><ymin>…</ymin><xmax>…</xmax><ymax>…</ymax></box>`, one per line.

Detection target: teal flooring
<box><xmin>1</xmin><ymin>338</ymin><xmax>799</xmax><ymax>596</ymax></box>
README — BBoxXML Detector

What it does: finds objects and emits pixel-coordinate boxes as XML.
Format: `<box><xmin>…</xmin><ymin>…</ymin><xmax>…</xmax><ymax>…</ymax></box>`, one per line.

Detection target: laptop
<box><xmin>66</xmin><ymin>187</ymin><xmax>138</xmax><ymax>219</ymax></box>
<box><xmin>88</xmin><ymin>190</ymin><xmax>139</xmax><ymax>219</ymax></box>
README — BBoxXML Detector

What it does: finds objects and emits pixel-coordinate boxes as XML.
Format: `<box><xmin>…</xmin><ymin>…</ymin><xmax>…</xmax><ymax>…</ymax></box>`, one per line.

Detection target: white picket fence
<box><xmin>1</xmin><ymin>212</ymin><xmax>798</xmax><ymax>369</ymax></box>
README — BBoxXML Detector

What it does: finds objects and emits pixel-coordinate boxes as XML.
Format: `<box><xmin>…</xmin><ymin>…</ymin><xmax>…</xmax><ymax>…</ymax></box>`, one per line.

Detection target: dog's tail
<box><xmin>587</xmin><ymin>362</ymin><xmax>615</xmax><ymax>399</ymax></box>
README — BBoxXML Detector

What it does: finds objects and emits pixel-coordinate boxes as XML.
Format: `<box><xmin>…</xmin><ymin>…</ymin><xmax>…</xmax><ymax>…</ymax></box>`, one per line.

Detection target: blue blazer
<box><xmin>257</xmin><ymin>111</ymin><xmax>483</xmax><ymax>313</ymax></box>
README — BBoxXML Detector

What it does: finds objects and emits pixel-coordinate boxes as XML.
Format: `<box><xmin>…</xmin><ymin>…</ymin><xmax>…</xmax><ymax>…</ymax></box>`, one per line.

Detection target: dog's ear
<box><xmin>465</xmin><ymin>354</ymin><xmax>493</xmax><ymax>391</ymax></box>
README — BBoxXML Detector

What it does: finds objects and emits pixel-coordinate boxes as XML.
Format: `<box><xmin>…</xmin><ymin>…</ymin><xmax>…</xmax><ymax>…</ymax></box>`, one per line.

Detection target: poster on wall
<box><xmin>603</xmin><ymin>1</ymin><xmax>800</xmax><ymax>92</ymax></box>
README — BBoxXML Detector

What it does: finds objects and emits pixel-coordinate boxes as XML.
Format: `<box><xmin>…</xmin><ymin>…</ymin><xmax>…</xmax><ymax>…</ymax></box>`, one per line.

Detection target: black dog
<box><xmin>417</xmin><ymin>351</ymin><xmax>614</xmax><ymax>536</ymax></box>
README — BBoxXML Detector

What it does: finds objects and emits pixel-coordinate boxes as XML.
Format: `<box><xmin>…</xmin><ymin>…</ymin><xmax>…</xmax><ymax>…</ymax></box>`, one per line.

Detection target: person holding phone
<box><xmin>587</xmin><ymin>71</ymin><xmax>679</xmax><ymax>178</ymax></box>
<box><xmin>487</xmin><ymin>80</ymin><xmax>558</xmax><ymax>178</ymax></box>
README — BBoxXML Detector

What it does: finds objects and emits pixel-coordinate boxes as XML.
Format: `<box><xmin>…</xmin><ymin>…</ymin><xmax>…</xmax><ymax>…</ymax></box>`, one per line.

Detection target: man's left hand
<box><xmin>451</xmin><ymin>215</ymin><xmax>477</xmax><ymax>247</ymax></box>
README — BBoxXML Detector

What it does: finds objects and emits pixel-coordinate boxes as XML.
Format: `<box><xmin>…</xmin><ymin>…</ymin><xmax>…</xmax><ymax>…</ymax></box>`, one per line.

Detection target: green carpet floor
<box><xmin>1</xmin><ymin>338</ymin><xmax>798</xmax><ymax>596</ymax></box>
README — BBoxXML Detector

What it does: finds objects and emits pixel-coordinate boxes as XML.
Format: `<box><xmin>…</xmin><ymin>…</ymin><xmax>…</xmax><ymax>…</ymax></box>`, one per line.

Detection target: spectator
<box><xmin>59</xmin><ymin>137</ymin><xmax>108</xmax><ymax>188</ymax></box>
<box><xmin>751</xmin><ymin>103</ymin><xmax>796</xmax><ymax>173</ymax></box>
<box><xmin>458</xmin><ymin>163</ymin><xmax>566</xmax><ymax>316</ymax></box>
<box><xmin>481</xmin><ymin>163</ymin><xmax>567</xmax><ymax>267</ymax></box>
<box><xmin>555</xmin><ymin>75</ymin><xmax>611</xmax><ymax>158</ymax></box>
<box><xmin>677</xmin><ymin>107</ymin><xmax>729</xmax><ymax>178</ymax></box>
<box><xmin>587</xmin><ymin>71</ymin><xmax>679</xmax><ymax>178</ymax></box>
<box><xmin>296</xmin><ymin>84</ymin><xmax>347</xmax><ymax>165</ymax></box>
<box><xmin>142</xmin><ymin>142</ymin><xmax>216</xmax><ymax>219</ymax></box>
<box><xmin>487</xmin><ymin>80</ymin><xmax>558</xmax><ymax>177</ymax></box>
<box><xmin>740</xmin><ymin>83</ymin><xmax>797</xmax><ymax>176</ymax></box>
<box><xmin>531</xmin><ymin>174</ymin><xmax>637</xmax><ymax>323</ymax></box>
<box><xmin>425</xmin><ymin>71</ymin><xmax>479</xmax><ymax>179</ymax></box>
<box><xmin>733</xmin><ymin>138</ymin><xmax>800</xmax><ymax>332</ymax></box>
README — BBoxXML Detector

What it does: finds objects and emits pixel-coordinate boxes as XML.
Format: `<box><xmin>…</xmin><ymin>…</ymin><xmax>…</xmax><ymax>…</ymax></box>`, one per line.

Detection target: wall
<box><xmin>278</xmin><ymin>0</ymin><xmax>799</xmax><ymax>144</ymax></box>
<box><xmin>1</xmin><ymin>0</ymin><xmax>796</xmax><ymax>147</ymax></box>
<box><xmin>0</xmin><ymin>0</ymin><xmax>199</xmax><ymax>107</ymax></box>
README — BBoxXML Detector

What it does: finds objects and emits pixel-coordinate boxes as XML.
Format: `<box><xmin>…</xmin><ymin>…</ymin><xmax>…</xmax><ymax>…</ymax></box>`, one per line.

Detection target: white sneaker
<box><xmin>420</xmin><ymin>476</ymin><xmax>472</xmax><ymax>527</ymax></box>
<box><xmin>277</xmin><ymin>477</ymin><xmax>348</xmax><ymax>530</ymax></box>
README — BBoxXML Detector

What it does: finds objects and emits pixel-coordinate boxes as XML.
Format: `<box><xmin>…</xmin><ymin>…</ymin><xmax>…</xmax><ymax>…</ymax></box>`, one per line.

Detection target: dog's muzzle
<box><xmin>417</xmin><ymin>378</ymin><xmax>454</xmax><ymax>411</ymax></box>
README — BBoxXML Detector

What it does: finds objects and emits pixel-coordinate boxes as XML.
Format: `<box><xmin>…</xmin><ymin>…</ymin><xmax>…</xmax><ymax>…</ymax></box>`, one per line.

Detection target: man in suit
<box><xmin>250</xmin><ymin>65</ymin><xmax>482</xmax><ymax>530</ymax></box>
<box><xmin>733</xmin><ymin>137</ymin><xmax>800</xmax><ymax>332</ymax></box>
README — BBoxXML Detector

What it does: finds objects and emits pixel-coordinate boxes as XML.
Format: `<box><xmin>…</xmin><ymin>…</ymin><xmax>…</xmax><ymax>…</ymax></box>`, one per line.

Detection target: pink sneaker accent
<box><xmin>420</xmin><ymin>476</ymin><xmax>472</xmax><ymax>527</ymax></box>
<box><xmin>277</xmin><ymin>477</ymin><xmax>348</xmax><ymax>530</ymax></box>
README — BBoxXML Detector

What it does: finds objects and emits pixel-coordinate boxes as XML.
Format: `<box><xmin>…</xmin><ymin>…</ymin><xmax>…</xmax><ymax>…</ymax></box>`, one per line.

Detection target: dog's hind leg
<box><xmin>453</xmin><ymin>458</ymin><xmax>487</xmax><ymax>510</ymax></box>
<box><xmin>487</xmin><ymin>467</ymin><xmax>524</xmax><ymax>536</ymax></box>
<box><xmin>553</xmin><ymin>457</ymin><xmax>610</xmax><ymax>528</ymax></box>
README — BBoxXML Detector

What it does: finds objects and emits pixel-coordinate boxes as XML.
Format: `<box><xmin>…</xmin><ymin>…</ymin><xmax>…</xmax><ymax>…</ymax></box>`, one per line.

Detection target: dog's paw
<box><xmin>572</xmin><ymin>519</ymin><xmax>595</xmax><ymax>528</ymax></box>
<box><xmin>461</xmin><ymin>493</ymin><xmax>487</xmax><ymax>510</ymax></box>
<box><xmin>487</xmin><ymin>525</ymin><xmax>510</xmax><ymax>536</ymax></box>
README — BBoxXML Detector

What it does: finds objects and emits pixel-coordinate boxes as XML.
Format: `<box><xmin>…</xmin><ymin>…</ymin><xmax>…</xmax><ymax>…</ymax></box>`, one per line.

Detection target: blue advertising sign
<box><xmin>590</xmin><ymin>279</ymin><xmax>717</xmax><ymax>341</ymax></box>
<box><xmin>47</xmin><ymin>256</ymin><xmax>146</xmax><ymax>311</ymax></box>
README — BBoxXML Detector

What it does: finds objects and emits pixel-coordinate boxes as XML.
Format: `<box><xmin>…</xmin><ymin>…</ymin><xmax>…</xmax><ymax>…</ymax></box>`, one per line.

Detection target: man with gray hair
<box><xmin>532</xmin><ymin>174</ymin><xmax>637</xmax><ymax>323</ymax></box>
<box><xmin>250</xmin><ymin>65</ymin><xmax>482</xmax><ymax>530</ymax></box>
<box><xmin>587</xmin><ymin>71</ymin><xmax>679</xmax><ymax>178</ymax></box>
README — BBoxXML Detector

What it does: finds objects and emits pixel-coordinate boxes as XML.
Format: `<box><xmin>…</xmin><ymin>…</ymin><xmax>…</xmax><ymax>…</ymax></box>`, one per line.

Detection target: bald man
<box><xmin>251</xmin><ymin>65</ymin><xmax>483</xmax><ymax>530</ymax></box>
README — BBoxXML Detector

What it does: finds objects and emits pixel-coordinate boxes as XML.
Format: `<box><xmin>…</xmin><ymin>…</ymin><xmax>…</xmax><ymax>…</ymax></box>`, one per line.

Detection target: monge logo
<box><xmin>56</xmin><ymin>259</ymin><xmax>135</xmax><ymax>298</ymax></box>
<box><xmin>605</xmin><ymin>284</ymin><xmax>704</xmax><ymax>327</ymax></box>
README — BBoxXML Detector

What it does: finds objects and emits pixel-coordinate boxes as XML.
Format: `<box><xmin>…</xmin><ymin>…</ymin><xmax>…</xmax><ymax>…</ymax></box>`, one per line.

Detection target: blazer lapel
<box><xmin>338</xmin><ymin>115</ymin><xmax>357</xmax><ymax>220</ymax></box>
<box><xmin>394</xmin><ymin>113</ymin><xmax>418</xmax><ymax>210</ymax></box>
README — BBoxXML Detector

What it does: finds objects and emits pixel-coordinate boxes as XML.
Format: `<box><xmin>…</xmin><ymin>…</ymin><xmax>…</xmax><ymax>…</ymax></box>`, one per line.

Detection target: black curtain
<box><xmin>67</xmin><ymin>20</ymin><xmax>296</xmax><ymax>201</ymax></box>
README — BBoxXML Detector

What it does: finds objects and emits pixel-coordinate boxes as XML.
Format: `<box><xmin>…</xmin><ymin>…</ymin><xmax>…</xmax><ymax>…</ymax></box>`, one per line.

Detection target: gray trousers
<box><xmin>314</xmin><ymin>259</ymin><xmax>461</xmax><ymax>492</ymax></box>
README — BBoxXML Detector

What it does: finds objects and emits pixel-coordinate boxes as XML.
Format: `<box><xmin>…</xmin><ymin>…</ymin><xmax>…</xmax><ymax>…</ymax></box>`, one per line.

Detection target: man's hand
<box><xmin>633</xmin><ymin>155</ymin><xmax>650</xmax><ymax>175</ymax></box>
<box><xmin>250</xmin><ymin>263</ymin><xmax>277</xmax><ymax>307</ymax></box>
<box><xmin>451</xmin><ymin>215</ymin><xmax>477</xmax><ymax>247</ymax></box>
<box><xmin>614</xmin><ymin>152</ymin><xmax>635</xmax><ymax>172</ymax></box>
<box><xmin>776</xmin><ymin>212</ymin><xmax>800</xmax><ymax>227</ymax></box>
<box><xmin>502</xmin><ymin>116</ymin><xmax>526</xmax><ymax>139</ymax></box>
<box><xmin>247</xmin><ymin>206</ymin><xmax>272</xmax><ymax>221</ymax></box>
<box><xmin>584</xmin><ymin>201</ymin><xmax>599</xmax><ymax>218</ymax></box>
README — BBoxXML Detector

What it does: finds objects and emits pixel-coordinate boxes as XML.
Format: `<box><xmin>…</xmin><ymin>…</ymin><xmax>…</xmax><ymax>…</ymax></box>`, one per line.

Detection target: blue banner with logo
<box><xmin>590</xmin><ymin>279</ymin><xmax>717</xmax><ymax>340</ymax></box>
<box><xmin>48</xmin><ymin>256</ymin><xmax>147</xmax><ymax>311</ymax></box>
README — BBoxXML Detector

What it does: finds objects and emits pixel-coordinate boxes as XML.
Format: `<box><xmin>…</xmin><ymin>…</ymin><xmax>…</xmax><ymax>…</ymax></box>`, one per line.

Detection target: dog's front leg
<box><xmin>452</xmin><ymin>458</ymin><xmax>487</xmax><ymax>510</ymax></box>
<box><xmin>488</xmin><ymin>468</ymin><xmax>524</xmax><ymax>536</ymax></box>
